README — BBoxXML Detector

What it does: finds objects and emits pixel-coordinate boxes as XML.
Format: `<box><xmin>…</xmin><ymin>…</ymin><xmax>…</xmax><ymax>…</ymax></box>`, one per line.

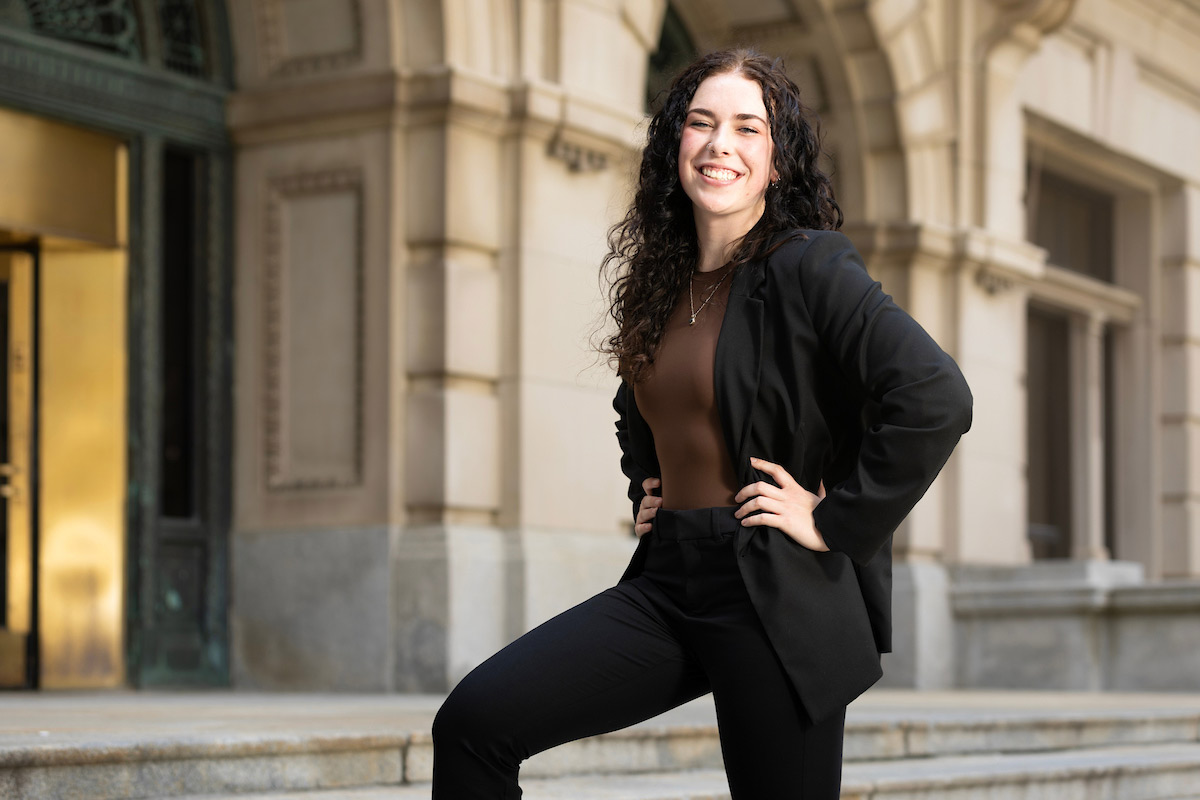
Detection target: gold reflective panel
<box><xmin>0</xmin><ymin>108</ymin><xmax>125</xmax><ymax>248</ymax></box>
<box><xmin>39</xmin><ymin>245</ymin><xmax>128</xmax><ymax>688</ymax></box>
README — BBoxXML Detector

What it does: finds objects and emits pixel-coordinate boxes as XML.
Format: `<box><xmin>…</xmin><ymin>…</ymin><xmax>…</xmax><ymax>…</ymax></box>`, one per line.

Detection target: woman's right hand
<box><xmin>635</xmin><ymin>477</ymin><xmax>662</xmax><ymax>538</ymax></box>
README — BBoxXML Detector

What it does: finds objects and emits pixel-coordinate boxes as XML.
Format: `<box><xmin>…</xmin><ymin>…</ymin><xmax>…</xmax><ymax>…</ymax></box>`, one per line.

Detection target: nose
<box><xmin>708</xmin><ymin>126</ymin><xmax>731</xmax><ymax>156</ymax></box>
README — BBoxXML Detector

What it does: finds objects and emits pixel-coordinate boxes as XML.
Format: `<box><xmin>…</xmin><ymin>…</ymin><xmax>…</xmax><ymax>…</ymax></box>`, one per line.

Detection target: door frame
<box><xmin>0</xmin><ymin>241</ymin><xmax>39</xmax><ymax>689</ymax></box>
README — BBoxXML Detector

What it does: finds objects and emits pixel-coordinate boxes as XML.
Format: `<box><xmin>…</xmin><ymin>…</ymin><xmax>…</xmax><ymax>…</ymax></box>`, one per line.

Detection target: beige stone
<box><xmin>517</xmin><ymin>381</ymin><xmax>628</xmax><ymax>533</ymax></box>
<box><xmin>1162</xmin><ymin>342</ymin><xmax>1200</xmax><ymax>418</ymax></box>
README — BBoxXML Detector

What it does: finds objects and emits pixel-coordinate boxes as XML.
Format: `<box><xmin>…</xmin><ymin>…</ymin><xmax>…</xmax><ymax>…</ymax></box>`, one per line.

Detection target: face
<box><xmin>677</xmin><ymin>71</ymin><xmax>776</xmax><ymax>233</ymax></box>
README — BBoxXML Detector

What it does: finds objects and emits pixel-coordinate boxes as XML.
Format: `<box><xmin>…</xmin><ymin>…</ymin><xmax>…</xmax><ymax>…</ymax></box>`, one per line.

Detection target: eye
<box><xmin>689</xmin><ymin>120</ymin><xmax>712</xmax><ymax>129</ymax></box>
<box><xmin>739</xmin><ymin>126</ymin><xmax>761</xmax><ymax>135</ymax></box>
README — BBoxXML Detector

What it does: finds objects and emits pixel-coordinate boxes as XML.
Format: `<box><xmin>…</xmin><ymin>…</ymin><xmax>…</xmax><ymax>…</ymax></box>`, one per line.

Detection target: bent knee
<box><xmin>431</xmin><ymin>689</ymin><xmax>474</xmax><ymax>746</ymax></box>
<box><xmin>432</xmin><ymin>683</ymin><xmax>518</xmax><ymax>758</ymax></box>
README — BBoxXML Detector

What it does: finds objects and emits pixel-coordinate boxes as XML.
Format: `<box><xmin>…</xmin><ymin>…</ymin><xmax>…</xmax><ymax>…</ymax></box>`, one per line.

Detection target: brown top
<box><xmin>633</xmin><ymin>263</ymin><xmax>741</xmax><ymax>510</ymax></box>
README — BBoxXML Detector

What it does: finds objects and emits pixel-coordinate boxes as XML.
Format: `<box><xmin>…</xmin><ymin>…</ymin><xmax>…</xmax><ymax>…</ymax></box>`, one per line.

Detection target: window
<box><xmin>1024</xmin><ymin>163</ymin><xmax>1130</xmax><ymax>561</ymax></box>
<box><xmin>645</xmin><ymin>4</ymin><xmax>695</xmax><ymax>114</ymax></box>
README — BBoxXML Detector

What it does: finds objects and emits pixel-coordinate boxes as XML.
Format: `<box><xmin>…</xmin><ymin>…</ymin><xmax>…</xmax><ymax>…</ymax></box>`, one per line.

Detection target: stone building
<box><xmin>0</xmin><ymin>0</ymin><xmax>1198</xmax><ymax>694</ymax></box>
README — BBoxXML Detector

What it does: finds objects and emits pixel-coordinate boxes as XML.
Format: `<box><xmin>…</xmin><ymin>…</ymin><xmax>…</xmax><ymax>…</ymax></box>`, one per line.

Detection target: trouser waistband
<box><xmin>652</xmin><ymin>505</ymin><xmax>740</xmax><ymax>541</ymax></box>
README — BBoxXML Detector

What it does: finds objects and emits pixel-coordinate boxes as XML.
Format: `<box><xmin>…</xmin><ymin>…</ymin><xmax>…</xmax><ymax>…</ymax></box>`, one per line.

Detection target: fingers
<box><xmin>749</xmin><ymin>456</ymin><xmax>796</xmax><ymax>488</ymax></box>
<box><xmin>734</xmin><ymin>495</ymin><xmax>784</xmax><ymax>519</ymax></box>
<box><xmin>635</xmin><ymin>485</ymin><xmax>663</xmax><ymax>538</ymax></box>
<box><xmin>733</xmin><ymin>480</ymin><xmax>784</xmax><ymax>504</ymax></box>
<box><xmin>737</xmin><ymin>508</ymin><xmax>782</xmax><ymax>528</ymax></box>
<box><xmin>637</xmin><ymin>498</ymin><xmax>661</xmax><ymax>524</ymax></box>
<box><xmin>634</xmin><ymin>503</ymin><xmax>658</xmax><ymax>537</ymax></box>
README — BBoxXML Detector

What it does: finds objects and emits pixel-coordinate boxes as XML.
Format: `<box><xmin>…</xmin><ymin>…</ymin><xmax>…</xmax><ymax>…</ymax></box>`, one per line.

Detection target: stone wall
<box><xmin>222</xmin><ymin>0</ymin><xmax>1200</xmax><ymax>692</ymax></box>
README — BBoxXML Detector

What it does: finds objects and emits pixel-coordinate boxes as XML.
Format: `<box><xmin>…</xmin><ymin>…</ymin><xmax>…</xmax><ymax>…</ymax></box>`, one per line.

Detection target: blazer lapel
<box><xmin>714</xmin><ymin>258</ymin><xmax>766</xmax><ymax>486</ymax></box>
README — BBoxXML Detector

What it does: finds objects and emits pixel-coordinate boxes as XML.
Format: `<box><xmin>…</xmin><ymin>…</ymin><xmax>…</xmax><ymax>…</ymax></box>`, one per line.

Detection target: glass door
<box><xmin>0</xmin><ymin>240</ymin><xmax>37</xmax><ymax>689</ymax></box>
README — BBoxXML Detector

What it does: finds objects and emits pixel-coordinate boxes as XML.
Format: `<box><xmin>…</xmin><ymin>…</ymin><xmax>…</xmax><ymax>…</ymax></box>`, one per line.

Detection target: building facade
<box><xmin>1</xmin><ymin>0</ymin><xmax>1199</xmax><ymax>693</ymax></box>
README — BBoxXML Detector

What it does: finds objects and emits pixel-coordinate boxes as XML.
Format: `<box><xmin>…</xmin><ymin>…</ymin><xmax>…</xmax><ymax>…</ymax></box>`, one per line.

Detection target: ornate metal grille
<box><xmin>158</xmin><ymin>0</ymin><xmax>204</xmax><ymax>76</ymax></box>
<box><xmin>0</xmin><ymin>0</ymin><xmax>32</xmax><ymax>27</ymax></box>
<box><xmin>21</xmin><ymin>0</ymin><xmax>142</xmax><ymax>60</ymax></box>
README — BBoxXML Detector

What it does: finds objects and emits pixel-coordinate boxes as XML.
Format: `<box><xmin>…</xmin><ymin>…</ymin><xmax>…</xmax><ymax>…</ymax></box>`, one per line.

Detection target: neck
<box><xmin>692</xmin><ymin>206</ymin><xmax>764</xmax><ymax>272</ymax></box>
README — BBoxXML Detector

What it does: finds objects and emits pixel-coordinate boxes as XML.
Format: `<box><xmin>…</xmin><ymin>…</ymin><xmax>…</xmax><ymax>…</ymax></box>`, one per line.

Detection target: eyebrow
<box><xmin>687</xmin><ymin>108</ymin><xmax>768</xmax><ymax>126</ymax></box>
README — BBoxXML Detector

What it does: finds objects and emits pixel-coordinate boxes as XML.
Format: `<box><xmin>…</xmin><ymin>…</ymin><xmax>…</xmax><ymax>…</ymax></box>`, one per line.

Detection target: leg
<box><xmin>712</xmin><ymin>661</ymin><xmax>845</xmax><ymax>800</ymax></box>
<box><xmin>681</xmin><ymin>538</ymin><xmax>846</xmax><ymax>798</ymax></box>
<box><xmin>431</xmin><ymin>578</ymin><xmax>709</xmax><ymax>799</ymax></box>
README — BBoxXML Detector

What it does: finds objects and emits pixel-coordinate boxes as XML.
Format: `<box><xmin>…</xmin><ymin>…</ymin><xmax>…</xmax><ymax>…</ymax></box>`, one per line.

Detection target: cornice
<box><xmin>228</xmin><ymin>67</ymin><xmax>645</xmax><ymax>160</ymax></box>
<box><xmin>0</xmin><ymin>26</ymin><xmax>227</xmax><ymax>146</ymax></box>
<box><xmin>845</xmin><ymin>221</ymin><xmax>1050</xmax><ymax>293</ymax></box>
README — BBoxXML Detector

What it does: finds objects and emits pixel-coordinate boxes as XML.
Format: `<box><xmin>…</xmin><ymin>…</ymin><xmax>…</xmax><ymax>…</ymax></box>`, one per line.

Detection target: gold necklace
<box><xmin>688</xmin><ymin>267</ymin><xmax>731</xmax><ymax>325</ymax></box>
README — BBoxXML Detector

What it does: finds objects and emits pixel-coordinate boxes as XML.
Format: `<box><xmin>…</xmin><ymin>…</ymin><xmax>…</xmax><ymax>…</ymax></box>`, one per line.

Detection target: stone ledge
<box><xmin>164</xmin><ymin>743</ymin><xmax>1200</xmax><ymax>799</ymax></box>
<box><xmin>845</xmin><ymin>742</ymin><xmax>1200</xmax><ymax>798</ymax></box>
<box><xmin>0</xmin><ymin>733</ymin><xmax>408</xmax><ymax>769</ymax></box>
<box><xmin>1113</xmin><ymin>581</ymin><xmax>1200</xmax><ymax>610</ymax></box>
<box><xmin>6</xmin><ymin>692</ymin><xmax>1200</xmax><ymax>799</ymax></box>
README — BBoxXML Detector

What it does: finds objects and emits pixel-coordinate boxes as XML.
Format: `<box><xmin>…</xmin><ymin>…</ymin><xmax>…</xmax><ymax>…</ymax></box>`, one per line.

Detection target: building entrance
<box><xmin>0</xmin><ymin>108</ymin><xmax>129</xmax><ymax>689</ymax></box>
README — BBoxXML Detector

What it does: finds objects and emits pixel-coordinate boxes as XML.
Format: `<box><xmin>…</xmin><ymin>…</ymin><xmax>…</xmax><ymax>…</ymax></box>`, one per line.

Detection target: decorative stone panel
<box><xmin>256</xmin><ymin>0</ymin><xmax>362</xmax><ymax>77</ymax></box>
<box><xmin>262</xmin><ymin>168</ymin><xmax>365</xmax><ymax>492</ymax></box>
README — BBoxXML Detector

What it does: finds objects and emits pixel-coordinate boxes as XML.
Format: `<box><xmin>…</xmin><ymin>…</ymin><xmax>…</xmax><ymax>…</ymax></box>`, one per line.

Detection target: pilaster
<box><xmin>1161</xmin><ymin>184</ymin><xmax>1200</xmax><ymax>577</ymax></box>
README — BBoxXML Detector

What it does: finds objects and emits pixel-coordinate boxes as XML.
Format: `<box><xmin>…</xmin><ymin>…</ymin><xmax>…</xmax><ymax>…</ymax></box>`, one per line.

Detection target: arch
<box><xmin>819</xmin><ymin>0</ymin><xmax>955</xmax><ymax>225</ymax></box>
<box><xmin>651</xmin><ymin>0</ymin><xmax>957</xmax><ymax>226</ymax></box>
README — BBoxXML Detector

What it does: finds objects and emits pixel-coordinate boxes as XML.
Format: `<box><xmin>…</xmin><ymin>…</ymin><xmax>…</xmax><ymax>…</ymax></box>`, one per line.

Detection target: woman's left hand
<box><xmin>734</xmin><ymin>456</ymin><xmax>831</xmax><ymax>552</ymax></box>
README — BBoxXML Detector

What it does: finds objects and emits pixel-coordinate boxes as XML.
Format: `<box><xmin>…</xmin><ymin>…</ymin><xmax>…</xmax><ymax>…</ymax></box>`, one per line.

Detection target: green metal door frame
<box><xmin>0</xmin><ymin>1</ymin><xmax>234</xmax><ymax>687</ymax></box>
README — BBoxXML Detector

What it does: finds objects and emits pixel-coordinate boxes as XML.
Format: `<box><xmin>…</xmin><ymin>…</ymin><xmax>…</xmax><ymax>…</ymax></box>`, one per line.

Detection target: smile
<box><xmin>700</xmin><ymin>166</ymin><xmax>740</xmax><ymax>182</ymax></box>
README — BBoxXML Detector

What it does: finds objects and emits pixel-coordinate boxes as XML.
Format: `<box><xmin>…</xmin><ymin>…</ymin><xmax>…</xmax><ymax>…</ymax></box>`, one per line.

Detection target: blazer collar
<box><xmin>714</xmin><ymin>256</ymin><xmax>767</xmax><ymax>486</ymax></box>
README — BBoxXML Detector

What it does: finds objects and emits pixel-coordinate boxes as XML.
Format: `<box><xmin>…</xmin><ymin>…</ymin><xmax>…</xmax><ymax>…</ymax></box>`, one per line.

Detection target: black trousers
<box><xmin>431</xmin><ymin>505</ymin><xmax>846</xmax><ymax>799</ymax></box>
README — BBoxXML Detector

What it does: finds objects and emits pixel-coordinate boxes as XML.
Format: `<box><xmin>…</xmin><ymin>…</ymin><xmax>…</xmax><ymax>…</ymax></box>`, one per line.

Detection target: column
<box><xmin>1069</xmin><ymin>311</ymin><xmax>1109</xmax><ymax>560</ymax></box>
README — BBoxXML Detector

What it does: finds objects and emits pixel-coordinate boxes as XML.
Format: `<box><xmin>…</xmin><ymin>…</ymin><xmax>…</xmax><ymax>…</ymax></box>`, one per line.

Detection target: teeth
<box><xmin>701</xmin><ymin>166</ymin><xmax>738</xmax><ymax>181</ymax></box>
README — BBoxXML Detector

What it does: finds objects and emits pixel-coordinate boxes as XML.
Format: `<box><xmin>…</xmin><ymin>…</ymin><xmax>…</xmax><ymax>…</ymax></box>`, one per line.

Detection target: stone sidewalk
<box><xmin>6</xmin><ymin>687</ymin><xmax>1200</xmax><ymax>746</ymax></box>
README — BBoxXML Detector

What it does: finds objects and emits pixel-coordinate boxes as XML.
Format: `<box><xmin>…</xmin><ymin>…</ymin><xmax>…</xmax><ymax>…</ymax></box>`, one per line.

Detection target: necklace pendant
<box><xmin>688</xmin><ymin>315</ymin><xmax>696</xmax><ymax>325</ymax></box>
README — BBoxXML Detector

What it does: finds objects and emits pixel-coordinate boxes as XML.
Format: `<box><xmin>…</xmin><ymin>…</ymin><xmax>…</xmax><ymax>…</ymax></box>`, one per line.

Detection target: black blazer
<box><xmin>613</xmin><ymin>229</ymin><xmax>973</xmax><ymax>723</ymax></box>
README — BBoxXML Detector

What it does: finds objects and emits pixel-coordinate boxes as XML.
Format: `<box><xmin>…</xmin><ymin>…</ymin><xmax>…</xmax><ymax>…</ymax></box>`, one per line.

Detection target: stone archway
<box><xmin>663</xmin><ymin>0</ymin><xmax>962</xmax><ymax>230</ymax></box>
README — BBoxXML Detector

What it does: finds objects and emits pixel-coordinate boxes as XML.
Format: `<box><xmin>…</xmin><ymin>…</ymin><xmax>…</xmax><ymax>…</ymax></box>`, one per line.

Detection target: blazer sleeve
<box><xmin>800</xmin><ymin>231</ymin><xmax>973</xmax><ymax>566</ymax></box>
<box><xmin>613</xmin><ymin>379</ymin><xmax>652</xmax><ymax>523</ymax></box>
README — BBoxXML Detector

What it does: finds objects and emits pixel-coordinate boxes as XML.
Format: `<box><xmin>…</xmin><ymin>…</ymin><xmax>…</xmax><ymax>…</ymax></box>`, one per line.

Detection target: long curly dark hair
<box><xmin>601</xmin><ymin>48</ymin><xmax>842</xmax><ymax>384</ymax></box>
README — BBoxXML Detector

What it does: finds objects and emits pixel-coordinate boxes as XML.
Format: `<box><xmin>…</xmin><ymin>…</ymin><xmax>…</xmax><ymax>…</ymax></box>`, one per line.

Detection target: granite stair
<box><xmin>3</xmin><ymin>690</ymin><xmax>1200</xmax><ymax>799</ymax></box>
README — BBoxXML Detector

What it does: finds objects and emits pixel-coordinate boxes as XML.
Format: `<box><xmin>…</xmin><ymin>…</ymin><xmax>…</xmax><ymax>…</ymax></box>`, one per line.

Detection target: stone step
<box><xmin>165</xmin><ymin>742</ymin><xmax>1200</xmax><ymax>800</ymax></box>
<box><xmin>4</xmin><ymin>691</ymin><xmax>1200</xmax><ymax>800</ymax></box>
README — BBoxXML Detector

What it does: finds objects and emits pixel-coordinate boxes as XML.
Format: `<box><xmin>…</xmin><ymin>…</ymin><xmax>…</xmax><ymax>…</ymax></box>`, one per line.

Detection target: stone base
<box><xmin>880</xmin><ymin>561</ymin><xmax>954</xmax><ymax>690</ymax></box>
<box><xmin>232</xmin><ymin>523</ymin><xmax>637</xmax><ymax>692</ymax></box>
<box><xmin>231</xmin><ymin>526</ymin><xmax>394</xmax><ymax>691</ymax></box>
<box><xmin>951</xmin><ymin>560</ymin><xmax>1200</xmax><ymax>691</ymax></box>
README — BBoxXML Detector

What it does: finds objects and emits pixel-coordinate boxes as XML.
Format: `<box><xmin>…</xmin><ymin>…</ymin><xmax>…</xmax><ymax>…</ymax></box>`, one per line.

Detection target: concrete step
<box><xmin>166</xmin><ymin>742</ymin><xmax>1200</xmax><ymax>799</ymax></box>
<box><xmin>3</xmin><ymin>691</ymin><xmax>1200</xmax><ymax>800</ymax></box>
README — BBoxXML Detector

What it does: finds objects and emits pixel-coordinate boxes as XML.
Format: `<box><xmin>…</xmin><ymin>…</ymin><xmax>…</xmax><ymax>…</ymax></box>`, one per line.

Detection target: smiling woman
<box><xmin>677</xmin><ymin>73</ymin><xmax>777</xmax><ymax>252</ymax></box>
<box><xmin>430</xmin><ymin>48</ymin><xmax>972</xmax><ymax>800</ymax></box>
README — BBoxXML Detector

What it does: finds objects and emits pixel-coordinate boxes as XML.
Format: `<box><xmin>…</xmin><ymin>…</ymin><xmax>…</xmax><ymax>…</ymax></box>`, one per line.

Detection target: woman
<box><xmin>432</xmin><ymin>48</ymin><xmax>972</xmax><ymax>798</ymax></box>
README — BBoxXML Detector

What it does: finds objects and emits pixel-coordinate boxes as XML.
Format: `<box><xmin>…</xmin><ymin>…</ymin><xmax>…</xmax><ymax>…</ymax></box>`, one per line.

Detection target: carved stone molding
<box><xmin>255</xmin><ymin>0</ymin><xmax>362</xmax><ymax>78</ymax></box>
<box><xmin>975</xmin><ymin>266</ymin><xmax>1016</xmax><ymax>294</ymax></box>
<box><xmin>988</xmin><ymin>0</ymin><xmax>1079</xmax><ymax>36</ymax></box>
<box><xmin>262</xmin><ymin>167</ymin><xmax>365</xmax><ymax>492</ymax></box>
<box><xmin>547</xmin><ymin>135</ymin><xmax>608</xmax><ymax>172</ymax></box>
